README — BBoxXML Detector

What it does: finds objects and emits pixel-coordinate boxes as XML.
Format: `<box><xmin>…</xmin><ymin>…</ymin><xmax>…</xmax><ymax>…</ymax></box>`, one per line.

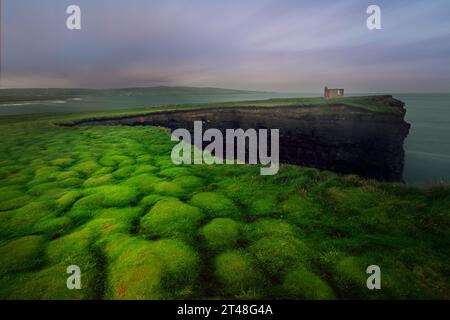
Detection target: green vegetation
<box><xmin>0</xmin><ymin>98</ymin><xmax>448</xmax><ymax>300</ymax></box>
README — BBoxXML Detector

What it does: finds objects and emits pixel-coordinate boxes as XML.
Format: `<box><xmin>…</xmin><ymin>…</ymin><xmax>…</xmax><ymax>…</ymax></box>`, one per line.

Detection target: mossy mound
<box><xmin>159</xmin><ymin>167</ymin><xmax>191</xmax><ymax>178</ymax></box>
<box><xmin>281</xmin><ymin>266</ymin><xmax>336</xmax><ymax>299</ymax></box>
<box><xmin>56</xmin><ymin>190</ymin><xmax>83</xmax><ymax>211</ymax></box>
<box><xmin>0</xmin><ymin>236</ymin><xmax>45</xmax><ymax>274</ymax></box>
<box><xmin>249</xmin><ymin>236</ymin><xmax>311</xmax><ymax>277</ymax></box>
<box><xmin>0</xmin><ymin>190</ymin><xmax>34</xmax><ymax>211</ymax></box>
<box><xmin>190</xmin><ymin>192</ymin><xmax>239</xmax><ymax>218</ymax></box>
<box><xmin>124</xmin><ymin>174</ymin><xmax>162</xmax><ymax>194</ymax></box>
<box><xmin>244</xmin><ymin>219</ymin><xmax>298</xmax><ymax>241</ymax></box>
<box><xmin>140</xmin><ymin>199</ymin><xmax>203</xmax><ymax>241</ymax></box>
<box><xmin>0</xmin><ymin>201</ymin><xmax>55</xmax><ymax>238</ymax></box>
<box><xmin>112</xmin><ymin>166</ymin><xmax>135</xmax><ymax>179</ymax></box>
<box><xmin>214</xmin><ymin>250</ymin><xmax>264</xmax><ymax>298</ymax></box>
<box><xmin>46</xmin><ymin>228</ymin><xmax>96</xmax><ymax>264</ymax></box>
<box><xmin>200</xmin><ymin>218</ymin><xmax>241</xmax><ymax>252</ymax></box>
<box><xmin>134</xmin><ymin>165</ymin><xmax>158</xmax><ymax>175</ymax></box>
<box><xmin>84</xmin><ymin>207</ymin><xmax>142</xmax><ymax>235</ymax></box>
<box><xmin>33</xmin><ymin>216</ymin><xmax>73</xmax><ymax>237</ymax></box>
<box><xmin>149</xmin><ymin>239</ymin><xmax>200</xmax><ymax>295</ymax></box>
<box><xmin>51</xmin><ymin>158</ymin><xmax>75</xmax><ymax>167</ymax></box>
<box><xmin>55</xmin><ymin>170</ymin><xmax>80</xmax><ymax>181</ymax></box>
<box><xmin>172</xmin><ymin>175</ymin><xmax>203</xmax><ymax>191</ymax></box>
<box><xmin>83</xmin><ymin>174</ymin><xmax>114</xmax><ymax>188</ymax></box>
<box><xmin>106</xmin><ymin>238</ymin><xmax>199</xmax><ymax>299</ymax></box>
<box><xmin>1</xmin><ymin>262</ymin><xmax>101</xmax><ymax>300</ymax></box>
<box><xmin>139</xmin><ymin>194</ymin><xmax>178</xmax><ymax>208</ymax></box>
<box><xmin>154</xmin><ymin>181</ymin><xmax>186</xmax><ymax>197</ymax></box>
<box><xmin>95</xmin><ymin>185</ymin><xmax>139</xmax><ymax>207</ymax></box>
<box><xmin>71</xmin><ymin>160</ymin><xmax>101</xmax><ymax>176</ymax></box>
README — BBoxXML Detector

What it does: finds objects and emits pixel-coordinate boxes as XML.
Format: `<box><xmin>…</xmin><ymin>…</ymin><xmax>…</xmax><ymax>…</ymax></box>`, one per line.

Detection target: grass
<box><xmin>0</xmin><ymin>98</ymin><xmax>448</xmax><ymax>300</ymax></box>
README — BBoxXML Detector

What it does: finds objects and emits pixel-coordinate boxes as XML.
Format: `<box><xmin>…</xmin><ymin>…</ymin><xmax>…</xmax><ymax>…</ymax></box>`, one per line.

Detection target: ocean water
<box><xmin>396</xmin><ymin>93</ymin><xmax>450</xmax><ymax>185</ymax></box>
<box><xmin>0</xmin><ymin>92</ymin><xmax>449</xmax><ymax>184</ymax></box>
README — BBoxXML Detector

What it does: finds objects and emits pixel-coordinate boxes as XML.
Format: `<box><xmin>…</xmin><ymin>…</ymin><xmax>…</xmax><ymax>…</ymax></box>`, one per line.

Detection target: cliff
<box><xmin>66</xmin><ymin>95</ymin><xmax>410</xmax><ymax>181</ymax></box>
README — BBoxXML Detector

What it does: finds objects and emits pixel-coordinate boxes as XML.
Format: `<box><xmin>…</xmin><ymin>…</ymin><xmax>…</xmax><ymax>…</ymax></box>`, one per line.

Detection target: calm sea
<box><xmin>1</xmin><ymin>92</ymin><xmax>449</xmax><ymax>184</ymax></box>
<box><xmin>396</xmin><ymin>93</ymin><xmax>450</xmax><ymax>185</ymax></box>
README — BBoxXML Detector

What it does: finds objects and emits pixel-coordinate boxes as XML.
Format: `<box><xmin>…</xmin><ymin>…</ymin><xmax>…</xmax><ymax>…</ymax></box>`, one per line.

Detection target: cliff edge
<box><xmin>64</xmin><ymin>95</ymin><xmax>411</xmax><ymax>181</ymax></box>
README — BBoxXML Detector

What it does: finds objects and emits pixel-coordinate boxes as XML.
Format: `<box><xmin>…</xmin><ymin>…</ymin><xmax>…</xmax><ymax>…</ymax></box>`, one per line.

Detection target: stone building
<box><xmin>324</xmin><ymin>86</ymin><xmax>344</xmax><ymax>99</ymax></box>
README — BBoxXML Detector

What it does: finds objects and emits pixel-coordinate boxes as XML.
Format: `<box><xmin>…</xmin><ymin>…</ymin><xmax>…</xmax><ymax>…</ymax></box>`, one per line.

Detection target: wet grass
<box><xmin>0</xmin><ymin>108</ymin><xmax>448</xmax><ymax>300</ymax></box>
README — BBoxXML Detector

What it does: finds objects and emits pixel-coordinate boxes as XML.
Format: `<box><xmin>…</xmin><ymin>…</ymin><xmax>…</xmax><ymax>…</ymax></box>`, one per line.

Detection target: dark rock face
<box><xmin>70</xmin><ymin>96</ymin><xmax>410</xmax><ymax>181</ymax></box>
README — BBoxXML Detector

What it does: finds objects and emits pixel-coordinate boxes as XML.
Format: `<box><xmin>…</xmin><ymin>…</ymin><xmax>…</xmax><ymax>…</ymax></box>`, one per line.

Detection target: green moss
<box><xmin>326</xmin><ymin>187</ymin><xmax>381</xmax><ymax>215</ymax></box>
<box><xmin>0</xmin><ymin>189</ymin><xmax>25</xmax><ymax>204</ymax></box>
<box><xmin>200</xmin><ymin>218</ymin><xmax>241</xmax><ymax>252</ymax></box>
<box><xmin>112</xmin><ymin>166</ymin><xmax>135</xmax><ymax>179</ymax></box>
<box><xmin>72</xmin><ymin>193</ymin><xmax>104</xmax><ymax>210</ymax></box>
<box><xmin>214</xmin><ymin>250</ymin><xmax>264</xmax><ymax>297</ymax></box>
<box><xmin>51</xmin><ymin>158</ymin><xmax>75</xmax><ymax>167</ymax></box>
<box><xmin>154</xmin><ymin>181</ymin><xmax>186</xmax><ymax>197</ymax></box>
<box><xmin>0</xmin><ymin>190</ymin><xmax>33</xmax><ymax>211</ymax></box>
<box><xmin>68</xmin><ymin>193</ymin><xmax>104</xmax><ymax>221</ymax></box>
<box><xmin>83</xmin><ymin>174</ymin><xmax>114</xmax><ymax>188</ymax></box>
<box><xmin>93</xmin><ymin>167</ymin><xmax>115</xmax><ymax>176</ymax></box>
<box><xmin>46</xmin><ymin>228</ymin><xmax>95</xmax><ymax>264</ymax></box>
<box><xmin>33</xmin><ymin>216</ymin><xmax>72</xmax><ymax>237</ymax></box>
<box><xmin>107</xmin><ymin>251</ymin><xmax>164</xmax><ymax>299</ymax></box>
<box><xmin>0</xmin><ymin>105</ymin><xmax>449</xmax><ymax>299</ymax></box>
<box><xmin>244</xmin><ymin>219</ymin><xmax>298</xmax><ymax>241</ymax></box>
<box><xmin>172</xmin><ymin>175</ymin><xmax>203</xmax><ymax>191</ymax></box>
<box><xmin>248</xmin><ymin>195</ymin><xmax>279</xmax><ymax>216</ymax></box>
<box><xmin>55</xmin><ymin>170</ymin><xmax>80</xmax><ymax>181</ymax></box>
<box><xmin>99</xmin><ymin>154</ymin><xmax>134</xmax><ymax>167</ymax></box>
<box><xmin>82</xmin><ymin>207</ymin><xmax>142</xmax><ymax>236</ymax></box>
<box><xmin>249</xmin><ymin>236</ymin><xmax>311</xmax><ymax>277</ymax></box>
<box><xmin>0</xmin><ymin>201</ymin><xmax>55</xmax><ymax>238</ymax></box>
<box><xmin>139</xmin><ymin>194</ymin><xmax>178</xmax><ymax>208</ymax></box>
<box><xmin>1</xmin><ymin>262</ymin><xmax>101</xmax><ymax>300</ymax></box>
<box><xmin>72</xmin><ymin>160</ymin><xmax>101</xmax><ymax>176</ymax></box>
<box><xmin>159</xmin><ymin>167</ymin><xmax>191</xmax><ymax>178</ymax></box>
<box><xmin>282</xmin><ymin>196</ymin><xmax>322</xmax><ymax>215</ymax></box>
<box><xmin>31</xmin><ymin>166</ymin><xmax>60</xmax><ymax>184</ymax></box>
<box><xmin>56</xmin><ymin>190</ymin><xmax>82</xmax><ymax>211</ymax></box>
<box><xmin>140</xmin><ymin>199</ymin><xmax>203</xmax><ymax>241</ymax></box>
<box><xmin>190</xmin><ymin>192</ymin><xmax>239</xmax><ymax>218</ymax></box>
<box><xmin>124</xmin><ymin>173</ymin><xmax>162</xmax><ymax>194</ymax></box>
<box><xmin>134</xmin><ymin>165</ymin><xmax>158</xmax><ymax>175</ymax></box>
<box><xmin>332</xmin><ymin>256</ymin><xmax>370</xmax><ymax>297</ymax></box>
<box><xmin>282</xmin><ymin>266</ymin><xmax>336</xmax><ymax>299</ymax></box>
<box><xmin>106</xmin><ymin>238</ymin><xmax>199</xmax><ymax>299</ymax></box>
<box><xmin>149</xmin><ymin>239</ymin><xmax>200</xmax><ymax>295</ymax></box>
<box><xmin>136</xmin><ymin>155</ymin><xmax>153</xmax><ymax>164</ymax></box>
<box><xmin>95</xmin><ymin>185</ymin><xmax>139</xmax><ymax>207</ymax></box>
<box><xmin>0</xmin><ymin>235</ymin><xmax>45</xmax><ymax>274</ymax></box>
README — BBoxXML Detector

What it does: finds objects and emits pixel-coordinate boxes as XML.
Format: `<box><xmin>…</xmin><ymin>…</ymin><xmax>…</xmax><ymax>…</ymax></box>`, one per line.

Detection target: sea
<box><xmin>0</xmin><ymin>92</ymin><xmax>449</xmax><ymax>185</ymax></box>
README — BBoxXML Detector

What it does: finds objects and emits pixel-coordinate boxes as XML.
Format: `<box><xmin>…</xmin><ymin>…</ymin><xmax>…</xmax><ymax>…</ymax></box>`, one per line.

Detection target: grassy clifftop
<box><xmin>0</xmin><ymin>106</ymin><xmax>448</xmax><ymax>299</ymax></box>
<box><xmin>42</xmin><ymin>95</ymin><xmax>404</xmax><ymax>127</ymax></box>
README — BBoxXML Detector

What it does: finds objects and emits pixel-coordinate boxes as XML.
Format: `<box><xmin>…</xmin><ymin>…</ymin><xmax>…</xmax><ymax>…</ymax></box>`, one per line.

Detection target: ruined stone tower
<box><xmin>324</xmin><ymin>86</ymin><xmax>345</xmax><ymax>99</ymax></box>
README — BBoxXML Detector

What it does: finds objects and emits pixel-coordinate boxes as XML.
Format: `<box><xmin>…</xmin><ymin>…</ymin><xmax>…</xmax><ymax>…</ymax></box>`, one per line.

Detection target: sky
<box><xmin>1</xmin><ymin>0</ymin><xmax>450</xmax><ymax>92</ymax></box>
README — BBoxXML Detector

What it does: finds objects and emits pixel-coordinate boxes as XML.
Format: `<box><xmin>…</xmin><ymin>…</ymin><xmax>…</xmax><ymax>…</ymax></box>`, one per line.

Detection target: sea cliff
<box><xmin>67</xmin><ymin>96</ymin><xmax>410</xmax><ymax>181</ymax></box>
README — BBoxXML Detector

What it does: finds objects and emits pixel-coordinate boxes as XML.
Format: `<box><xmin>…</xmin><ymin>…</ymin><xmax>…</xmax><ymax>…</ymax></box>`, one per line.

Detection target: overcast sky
<box><xmin>1</xmin><ymin>0</ymin><xmax>450</xmax><ymax>92</ymax></box>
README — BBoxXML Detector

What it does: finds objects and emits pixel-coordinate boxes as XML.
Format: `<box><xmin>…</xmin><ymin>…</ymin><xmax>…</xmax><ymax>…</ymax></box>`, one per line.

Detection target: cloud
<box><xmin>2</xmin><ymin>0</ymin><xmax>450</xmax><ymax>91</ymax></box>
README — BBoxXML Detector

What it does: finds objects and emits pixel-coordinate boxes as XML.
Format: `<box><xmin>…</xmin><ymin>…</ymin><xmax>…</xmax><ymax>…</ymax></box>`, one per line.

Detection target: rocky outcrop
<box><xmin>68</xmin><ymin>96</ymin><xmax>410</xmax><ymax>181</ymax></box>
